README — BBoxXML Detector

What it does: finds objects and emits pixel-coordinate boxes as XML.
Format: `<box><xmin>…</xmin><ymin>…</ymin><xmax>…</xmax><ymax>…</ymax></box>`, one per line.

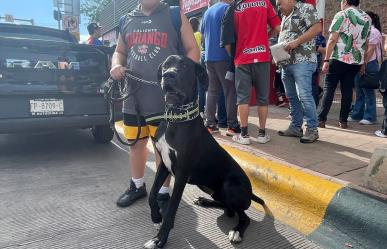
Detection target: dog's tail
<box><xmin>251</xmin><ymin>194</ymin><xmax>265</xmax><ymax>206</ymax></box>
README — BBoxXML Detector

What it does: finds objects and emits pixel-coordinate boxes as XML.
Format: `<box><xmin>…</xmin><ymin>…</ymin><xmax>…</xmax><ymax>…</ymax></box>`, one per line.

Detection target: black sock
<box><xmin>241</xmin><ymin>126</ymin><xmax>248</xmax><ymax>136</ymax></box>
<box><xmin>259</xmin><ymin>129</ymin><xmax>266</xmax><ymax>136</ymax></box>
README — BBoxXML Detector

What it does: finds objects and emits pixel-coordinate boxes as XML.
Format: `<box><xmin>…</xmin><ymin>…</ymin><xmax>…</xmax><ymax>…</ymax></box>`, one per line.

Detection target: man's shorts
<box><xmin>123</xmin><ymin>114</ymin><xmax>160</xmax><ymax>141</ymax></box>
<box><xmin>235</xmin><ymin>62</ymin><xmax>270</xmax><ymax>106</ymax></box>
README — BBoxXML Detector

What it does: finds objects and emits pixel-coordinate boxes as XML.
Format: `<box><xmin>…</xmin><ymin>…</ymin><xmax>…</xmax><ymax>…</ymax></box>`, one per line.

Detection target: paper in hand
<box><xmin>270</xmin><ymin>42</ymin><xmax>291</xmax><ymax>64</ymax></box>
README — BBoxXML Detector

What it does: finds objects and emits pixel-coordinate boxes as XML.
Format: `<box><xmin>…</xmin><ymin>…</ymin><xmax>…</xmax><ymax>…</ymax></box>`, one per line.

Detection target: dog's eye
<box><xmin>163</xmin><ymin>71</ymin><xmax>175</xmax><ymax>80</ymax></box>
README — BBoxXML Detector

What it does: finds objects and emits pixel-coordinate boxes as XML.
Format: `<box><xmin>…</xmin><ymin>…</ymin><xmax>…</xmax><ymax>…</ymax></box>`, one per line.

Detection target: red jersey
<box><xmin>234</xmin><ymin>0</ymin><xmax>280</xmax><ymax>65</ymax></box>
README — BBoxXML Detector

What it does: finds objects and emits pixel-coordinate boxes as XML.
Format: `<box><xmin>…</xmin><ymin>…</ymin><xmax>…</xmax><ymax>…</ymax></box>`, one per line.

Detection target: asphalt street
<box><xmin>0</xmin><ymin>129</ymin><xmax>321</xmax><ymax>249</ymax></box>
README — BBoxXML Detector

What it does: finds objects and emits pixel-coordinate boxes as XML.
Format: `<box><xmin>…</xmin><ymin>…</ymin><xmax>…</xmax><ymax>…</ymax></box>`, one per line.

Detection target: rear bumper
<box><xmin>0</xmin><ymin>115</ymin><xmax>110</xmax><ymax>134</ymax></box>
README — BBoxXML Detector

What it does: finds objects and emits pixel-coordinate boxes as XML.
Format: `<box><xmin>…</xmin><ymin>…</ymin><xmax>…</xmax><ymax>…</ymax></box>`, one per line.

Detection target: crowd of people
<box><xmin>105</xmin><ymin>0</ymin><xmax>386</xmax><ymax>208</ymax></box>
<box><xmin>196</xmin><ymin>0</ymin><xmax>386</xmax><ymax>144</ymax></box>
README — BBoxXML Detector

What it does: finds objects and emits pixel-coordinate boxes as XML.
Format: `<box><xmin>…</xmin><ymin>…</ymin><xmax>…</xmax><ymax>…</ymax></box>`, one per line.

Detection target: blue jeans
<box><xmin>282</xmin><ymin>62</ymin><xmax>318</xmax><ymax>129</ymax></box>
<box><xmin>351</xmin><ymin>60</ymin><xmax>378</xmax><ymax>122</ymax></box>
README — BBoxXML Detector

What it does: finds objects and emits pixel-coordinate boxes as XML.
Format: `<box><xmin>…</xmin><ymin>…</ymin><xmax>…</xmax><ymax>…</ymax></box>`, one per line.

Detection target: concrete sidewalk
<box><xmin>215</xmin><ymin>106</ymin><xmax>387</xmax><ymax>194</ymax></box>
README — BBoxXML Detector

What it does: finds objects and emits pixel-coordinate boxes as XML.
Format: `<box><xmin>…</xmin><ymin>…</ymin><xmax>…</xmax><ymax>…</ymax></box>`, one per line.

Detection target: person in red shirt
<box><xmin>224</xmin><ymin>0</ymin><xmax>280</xmax><ymax>145</ymax></box>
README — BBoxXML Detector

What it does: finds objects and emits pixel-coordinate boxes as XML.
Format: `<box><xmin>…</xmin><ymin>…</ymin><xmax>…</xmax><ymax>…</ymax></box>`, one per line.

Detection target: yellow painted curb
<box><xmin>222</xmin><ymin>145</ymin><xmax>344</xmax><ymax>235</ymax></box>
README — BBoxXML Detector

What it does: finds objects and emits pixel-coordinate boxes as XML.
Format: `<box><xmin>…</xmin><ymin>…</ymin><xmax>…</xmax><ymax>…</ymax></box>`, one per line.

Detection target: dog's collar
<box><xmin>145</xmin><ymin>101</ymin><xmax>199</xmax><ymax>123</ymax></box>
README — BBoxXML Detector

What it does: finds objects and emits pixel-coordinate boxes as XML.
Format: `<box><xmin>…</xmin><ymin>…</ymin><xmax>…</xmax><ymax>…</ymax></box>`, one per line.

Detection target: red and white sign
<box><xmin>180</xmin><ymin>0</ymin><xmax>208</xmax><ymax>14</ymax></box>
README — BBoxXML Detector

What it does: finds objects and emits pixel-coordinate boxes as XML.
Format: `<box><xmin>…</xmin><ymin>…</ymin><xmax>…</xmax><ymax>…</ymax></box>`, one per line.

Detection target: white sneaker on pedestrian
<box><xmin>359</xmin><ymin>119</ymin><xmax>373</xmax><ymax>125</ymax></box>
<box><xmin>232</xmin><ymin>134</ymin><xmax>251</xmax><ymax>145</ymax></box>
<box><xmin>257</xmin><ymin>133</ymin><xmax>271</xmax><ymax>144</ymax></box>
<box><xmin>375</xmin><ymin>130</ymin><xmax>387</xmax><ymax>138</ymax></box>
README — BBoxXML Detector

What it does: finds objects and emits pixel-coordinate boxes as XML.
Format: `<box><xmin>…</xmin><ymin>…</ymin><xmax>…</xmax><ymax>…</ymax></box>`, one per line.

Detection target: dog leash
<box><xmin>105</xmin><ymin>70</ymin><xmax>157</xmax><ymax>146</ymax></box>
<box><xmin>105</xmin><ymin>70</ymin><xmax>200</xmax><ymax>146</ymax></box>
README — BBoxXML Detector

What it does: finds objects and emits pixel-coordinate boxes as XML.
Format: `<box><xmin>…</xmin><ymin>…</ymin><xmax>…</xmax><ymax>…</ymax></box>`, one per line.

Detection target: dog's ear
<box><xmin>195</xmin><ymin>63</ymin><xmax>209</xmax><ymax>91</ymax></box>
<box><xmin>157</xmin><ymin>63</ymin><xmax>163</xmax><ymax>83</ymax></box>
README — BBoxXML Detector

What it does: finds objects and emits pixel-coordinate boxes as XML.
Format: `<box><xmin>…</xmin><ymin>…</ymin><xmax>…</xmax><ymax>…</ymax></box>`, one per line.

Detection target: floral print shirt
<box><xmin>329</xmin><ymin>7</ymin><xmax>371</xmax><ymax>65</ymax></box>
<box><xmin>278</xmin><ymin>2</ymin><xmax>320</xmax><ymax>65</ymax></box>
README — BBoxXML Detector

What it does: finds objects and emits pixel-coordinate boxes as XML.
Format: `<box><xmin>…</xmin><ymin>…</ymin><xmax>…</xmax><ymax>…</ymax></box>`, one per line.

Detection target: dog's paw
<box><xmin>193</xmin><ymin>197</ymin><xmax>208</xmax><ymax>206</ymax></box>
<box><xmin>228</xmin><ymin>230</ymin><xmax>242</xmax><ymax>243</ymax></box>
<box><xmin>153</xmin><ymin>223</ymin><xmax>162</xmax><ymax>231</ymax></box>
<box><xmin>143</xmin><ymin>237</ymin><xmax>165</xmax><ymax>249</ymax></box>
<box><xmin>143</xmin><ymin>238</ymin><xmax>158</xmax><ymax>249</ymax></box>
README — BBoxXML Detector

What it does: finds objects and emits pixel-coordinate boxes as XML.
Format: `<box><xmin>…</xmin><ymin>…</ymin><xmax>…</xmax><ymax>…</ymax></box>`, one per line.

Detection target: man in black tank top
<box><xmin>110</xmin><ymin>0</ymin><xmax>199</xmax><ymax>208</ymax></box>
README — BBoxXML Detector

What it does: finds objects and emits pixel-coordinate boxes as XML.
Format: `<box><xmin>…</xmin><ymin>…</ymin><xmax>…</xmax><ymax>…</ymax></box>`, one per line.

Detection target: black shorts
<box><xmin>122</xmin><ymin>114</ymin><xmax>160</xmax><ymax>140</ymax></box>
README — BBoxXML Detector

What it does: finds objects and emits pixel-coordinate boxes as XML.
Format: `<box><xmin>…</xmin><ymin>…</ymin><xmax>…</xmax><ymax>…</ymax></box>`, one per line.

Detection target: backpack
<box><xmin>119</xmin><ymin>6</ymin><xmax>185</xmax><ymax>54</ymax></box>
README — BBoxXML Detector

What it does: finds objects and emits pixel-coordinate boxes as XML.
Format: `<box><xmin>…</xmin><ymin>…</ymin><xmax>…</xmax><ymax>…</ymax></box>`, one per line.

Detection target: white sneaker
<box><xmin>375</xmin><ymin>130</ymin><xmax>387</xmax><ymax>138</ymax></box>
<box><xmin>359</xmin><ymin>119</ymin><xmax>373</xmax><ymax>125</ymax></box>
<box><xmin>257</xmin><ymin>133</ymin><xmax>271</xmax><ymax>144</ymax></box>
<box><xmin>232</xmin><ymin>134</ymin><xmax>251</xmax><ymax>145</ymax></box>
<box><xmin>347</xmin><ymin>117</ymin><xmax>358</xmax><ymax>122</ymax></box>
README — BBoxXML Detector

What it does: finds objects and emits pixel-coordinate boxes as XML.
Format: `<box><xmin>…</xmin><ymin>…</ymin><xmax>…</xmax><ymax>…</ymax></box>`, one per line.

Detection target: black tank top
<box><xmin>120</xmin><ymin>4</ymin><xmax>180</xmax><ymax>116</ymax></box>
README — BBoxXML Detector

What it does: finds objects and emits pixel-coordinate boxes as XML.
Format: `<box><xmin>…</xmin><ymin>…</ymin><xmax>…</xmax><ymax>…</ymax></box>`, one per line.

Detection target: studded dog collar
<box><xmin>145</xmin><ymin>101</ymin><xmax>200</xmax><ymax>124</ymax></box>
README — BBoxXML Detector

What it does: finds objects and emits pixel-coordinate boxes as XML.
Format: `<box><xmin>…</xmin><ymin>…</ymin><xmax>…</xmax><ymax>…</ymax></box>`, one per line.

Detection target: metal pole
<box><xmin>57</xmin><ymin>1</ymin><xmax>61</xmax><ymax>29</ymax></box>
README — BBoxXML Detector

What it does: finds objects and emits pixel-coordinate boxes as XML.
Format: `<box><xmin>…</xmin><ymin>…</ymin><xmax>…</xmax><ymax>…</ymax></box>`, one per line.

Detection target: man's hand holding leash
<box><xmin>110</xmin><ymin>64</ymin><xmax>126</xmax><ymax>80</ymax></box>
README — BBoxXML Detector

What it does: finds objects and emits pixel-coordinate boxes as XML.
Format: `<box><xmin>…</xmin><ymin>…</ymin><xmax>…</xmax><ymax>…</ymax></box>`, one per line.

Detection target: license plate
<box><xmin>30</xmin><ymin>99</ymin><xmax>64</xmax><ymax>116</ymax></box>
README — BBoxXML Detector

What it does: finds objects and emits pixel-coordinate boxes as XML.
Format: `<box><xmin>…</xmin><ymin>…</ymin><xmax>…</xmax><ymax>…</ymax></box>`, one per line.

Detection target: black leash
<box><xmin>104</xmin><ymin>70</ymin><xmax>200</xmax><ymax>146</ymax></box>
<box><xmin>104</xmin><ymin>70</ymin><xmax>158</xmax><ymax>146</ymax></box>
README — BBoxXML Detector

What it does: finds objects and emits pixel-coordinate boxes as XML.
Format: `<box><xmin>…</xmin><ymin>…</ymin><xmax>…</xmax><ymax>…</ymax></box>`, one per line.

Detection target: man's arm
<box><xmin>364</xmin><ymin>43</ymin><xmax>376</xmax><ymax>65</ymax></box>
<box><xmin>286</xmin><ymin>22</ymin><xmax>322</xmax><ymax>50</ymax></box>
<box><xmin>180</xmin><ymin>12</ymin><xmax>200</xmax><ymax>63</ymax></box>
<box><xmin>110</xmin><ymin>34</ymin><xmax>127</xmax><ymax>80</ymax></box>
<box><xmin>220</xmin><ymin>4</ymin><xmax>235</xmax><ymax>50</ymax></box>
<box><xmin>268</xmin><ymin>25</ymin><xmax>281</xmax><ymax>38</ymax></box>
<box><xmin>321</xmin><ymin>32</ymin><xmax>339</xmax><ymax>73</ymax></box>
<box><xmin>382</xmin><ymin>35</ymin><xmax>387</xmax><ymax>52</ymax></box>
<box><xmin>359</xmin><ymin>40</ymin><xmax>369</xmax><ymax>75</ymax></box>
<box><xmin>225</xmin><ymin>44</ymin><xmax>231</xmax><ymax>56</ymax></box>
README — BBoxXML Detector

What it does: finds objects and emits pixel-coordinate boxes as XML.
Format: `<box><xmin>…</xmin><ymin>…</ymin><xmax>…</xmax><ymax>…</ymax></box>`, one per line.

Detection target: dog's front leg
<box><xmin>149</xmin><ymin>162</ymin><xmax>170</xmax><ymax>227</ymax></box>
<box><xmin>144</xmin><ymin>170</ymin><xmax>188</xmax><ymax>249</ymax></box>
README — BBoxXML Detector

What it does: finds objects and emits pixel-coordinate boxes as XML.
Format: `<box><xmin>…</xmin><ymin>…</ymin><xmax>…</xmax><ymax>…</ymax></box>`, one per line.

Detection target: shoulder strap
<box><xmin>119</xmin><ymin>14</ymin><xmax>131</xmax><ymax>35</ymax></box>
<box><xmin>169</xmin><ymin>6</ymin><xmax>181</xmax><ymax>39</ymax></box>
<box><xmin>169</xmin><ymin>6</ymin><xmax>185</xmax><ymax>55</ymax></box>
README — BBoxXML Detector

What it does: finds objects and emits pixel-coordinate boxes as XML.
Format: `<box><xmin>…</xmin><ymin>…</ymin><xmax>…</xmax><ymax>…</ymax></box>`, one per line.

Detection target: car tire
<box><xmin>92</xmin><ymin>124</ymin><xmax>114</xmax><ymax>143</ymax></box>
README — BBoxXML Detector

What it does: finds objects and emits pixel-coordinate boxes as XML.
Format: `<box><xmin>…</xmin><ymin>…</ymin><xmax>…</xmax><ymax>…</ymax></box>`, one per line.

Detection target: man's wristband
<box><xmin>323</xmin><ymin>59</ymin><xmax>330</xmax><ymax>63</ymax></box>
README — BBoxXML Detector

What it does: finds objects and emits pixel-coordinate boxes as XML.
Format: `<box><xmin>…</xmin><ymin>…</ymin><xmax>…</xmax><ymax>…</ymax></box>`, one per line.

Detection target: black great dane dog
<box><xmin>144</xmin><ymin>55</ymin><xmax>265</xmax><ymax>248</ymax></box>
